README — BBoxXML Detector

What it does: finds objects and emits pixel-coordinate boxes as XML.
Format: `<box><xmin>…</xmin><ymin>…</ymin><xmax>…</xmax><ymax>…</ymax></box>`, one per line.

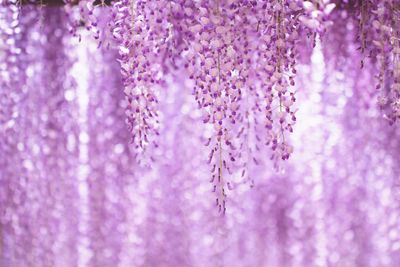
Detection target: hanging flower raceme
<box><xmin>63</xmin><ymin>0</ymin><xmax>101</xmax><ymax>42</ymax></box>
<box><xmin>333</xmin><ymin>0</ymin><xmax>400</xmax><ymax>124</ymax></box>
<box><xmin>180</xmin><ymin>0</ymin><xmax>245</xmax><ymax>212</ymax></box>
<box><xmin>112</xmin><ymin>0</ymin><xmax>172</xmax><ymax>163</ymax></box>
<box><xmin>255</xmin><ymin>0</ymin><xmax>301</xmax><ymax>166</ymax></box>
<box><xmin>369</xmin><ymin>0</ymin><xmax>400</xmax><ymax>124</ymax></box>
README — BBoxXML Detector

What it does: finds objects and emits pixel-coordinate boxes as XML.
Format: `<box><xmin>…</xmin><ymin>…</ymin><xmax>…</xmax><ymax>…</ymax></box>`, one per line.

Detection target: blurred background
<box><xmin>1</xmin><ymin>5</ymin><xmax>400</xmax><ymax>267</ymax></box>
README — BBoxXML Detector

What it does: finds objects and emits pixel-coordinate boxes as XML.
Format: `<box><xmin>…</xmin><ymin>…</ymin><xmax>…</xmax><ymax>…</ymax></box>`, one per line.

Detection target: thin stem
<box><xmin>276</xmin><ymin>0</ymin><xmax>286</xmax><ymax>144</ymax></box>
<box><xmin>215</xmin><ymin>0</ymin><xmax>225</xmax><ymax>212</ymax></box>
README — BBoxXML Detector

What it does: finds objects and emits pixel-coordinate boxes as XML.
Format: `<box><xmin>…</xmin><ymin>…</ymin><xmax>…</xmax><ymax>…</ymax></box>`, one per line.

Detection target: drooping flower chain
<box><xmin>40</xmin><ymin>0</ymin><xmax>400</xmax><ymax>212</ymax></box>
<box><xmin>59</xmin><ymin>0</ymin><xmax>330</xmax><ymax>212</ymax></box>
<box><xmin>113</xmin><ymin>0</ymin><xmax>166</xmax><ymax>163</ymax></box>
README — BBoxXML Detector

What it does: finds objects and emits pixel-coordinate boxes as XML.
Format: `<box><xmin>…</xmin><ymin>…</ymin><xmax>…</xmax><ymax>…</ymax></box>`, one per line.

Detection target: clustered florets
<box><xmin>8</xmin><ymin>0</ymin><xmax>395</xmax><ymax>211</ymax></box>
<box><xmin>353</xmin><ymin>0</ymin><xmax>400</xmax><ymax>124</ymax></box>
<box><xmin>56</xmin><ymin>0</ymin><xmax>399</xmax><ymax>211</ymax></box>
<box><xmin>113</xmin><ymin>0</ymin><xmax>168</xmax><ymax>163</ymax></box>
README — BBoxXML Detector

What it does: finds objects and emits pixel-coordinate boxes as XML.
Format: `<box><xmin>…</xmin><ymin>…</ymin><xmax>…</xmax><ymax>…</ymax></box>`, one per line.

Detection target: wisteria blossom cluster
<box><xmin>324</xmin><ymin>0</ymin><xmax>400</xmax><ymax>124</ymax></box>
<box><xmin>109</xmin><ymin>0</ymin><xmax>324</xmax><ymax>210</ymax></box>
<box><xmin>57</xmin><ymin>0</ymin><xmax>400</xmax><ymax>210</ymax></box>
